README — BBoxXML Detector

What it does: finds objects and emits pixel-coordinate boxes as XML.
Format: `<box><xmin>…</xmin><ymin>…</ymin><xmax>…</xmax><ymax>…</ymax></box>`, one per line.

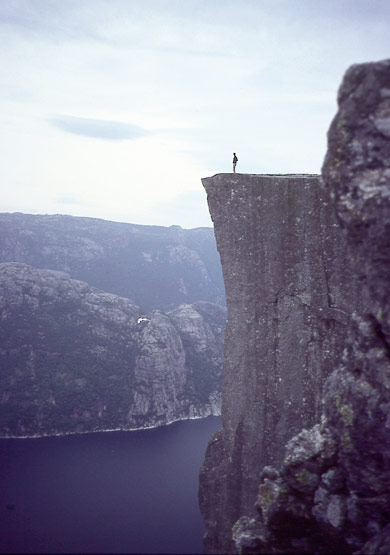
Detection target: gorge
<box><xmin>0</xmin><ymin>215</ymin><xmax>226</xmax><ymax>551</ymax></box>
<box><xmin>0</xmin><ymin>216</ymin><xmax>225</xmax><ymax>437</ymax></box>
<box><xmin>199</xmin><ymin>59</ymin><xmax>390</xmax><ymax>554</ymax></box>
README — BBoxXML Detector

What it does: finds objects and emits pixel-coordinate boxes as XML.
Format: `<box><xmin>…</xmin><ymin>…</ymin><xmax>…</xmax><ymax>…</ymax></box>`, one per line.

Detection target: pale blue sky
<box><xmin>1</xmin><ymin>0</ymin><xmax>390</xmax><ymax>228</ymax></box>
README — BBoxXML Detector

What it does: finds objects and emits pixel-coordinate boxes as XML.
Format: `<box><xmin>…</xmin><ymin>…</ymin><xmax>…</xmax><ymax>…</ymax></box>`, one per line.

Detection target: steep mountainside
<box><xmin>0</xmin><ymin>213</ymin><xmax>225</xmax><ymax>311</ymax></box>
<box><xmin>199</xmin><ymin>174</ymin><xmax>362</xmax><ymax>553</ymax></box>
<box><xmin>232</xmin><ymin>58</ymin><xmax>390</xmax><ymax>555</ymax></box>
<box><xmin>0</xmin><ymin>262</ymin><xmax>225</xmax><ymax>437</ymax></box>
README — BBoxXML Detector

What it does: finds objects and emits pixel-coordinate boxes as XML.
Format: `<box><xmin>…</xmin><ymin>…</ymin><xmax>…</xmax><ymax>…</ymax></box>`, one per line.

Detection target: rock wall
<box><xmin>231</xmin><ymin>59</ymin><xmax>390</xmax><ymax>553</ymax></box>
<box><xmin>199</xmin><ymin>174</ymin><xmax>361</xmax><ymax>552</ymax></box>
<box><xmin>0</xmin><ymin>262</ymin><xmax>225</xmax><ymax>437</ymax></box>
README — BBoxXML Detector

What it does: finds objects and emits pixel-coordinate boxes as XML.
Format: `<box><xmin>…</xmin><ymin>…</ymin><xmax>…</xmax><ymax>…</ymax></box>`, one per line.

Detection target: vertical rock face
<box><xmin>231</xmin><ymin>59</ymin><xmax>390</xmax><ymax>554</ymax></box>
<box><xmin>0</xmin><ymin>263</ymin><xmax>225</xmax><ymax>437</ymax></box>
<box><xmin>321</xmin><ymin>58</ymin><xmax>390</xmax><ymax>552</ymax></box>
<box><xmin>199</xmin><ymin>174</ymin><xmax>360</xmax><ymax>552</ymax></box>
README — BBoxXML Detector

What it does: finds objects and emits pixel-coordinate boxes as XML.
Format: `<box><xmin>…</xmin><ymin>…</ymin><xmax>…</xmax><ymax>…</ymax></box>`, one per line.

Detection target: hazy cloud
<box><xmin>49</xmin><ymin>115</ymin><xmax>148</xmax><ymax>141</ymax></box>
<box><xmin>148</xmin><ymin>189</ymin><xmax>212</xmax><ymax>229</ymax></box>
<box><xmin>2</xmin><ymin>0</ymin><xmax>390</xmax><ymax>228</ymax></box>
<box><xmin>0</xmin><ymin>0</ymin><xmax>104</xmax><ymax>42</ymax></box>
<box><xmin>55</xmin><ymin>195</ymin><xmax>84</xmax><ymax>206</ymax></box>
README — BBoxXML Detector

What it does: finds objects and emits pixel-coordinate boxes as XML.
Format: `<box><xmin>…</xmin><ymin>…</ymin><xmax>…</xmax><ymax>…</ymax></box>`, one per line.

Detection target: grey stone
<box><xmin>222</xmin><ymin>58</ymin><xmax>390</xmax><ymax>554</ymax></box>
<box><xmin>232</xmin><ymin>517</ymin><xmax>268</xmax><ymax>554</ymax></box>
<box><xmin>199</xmin><ymin>173</ymin><xmax>360</xmax><ymax>553</ymax></box>
<box><xmin>0</xmin><ymin>262</ymin><xmax>225</xmax><ymax>436</ymax></box>
<box><xmin>313</xmin><ymin>491</ymin><xmax>346</xmax><ymax>531</ymax></box>
<box><xmin>358</xmin><ymin>523</ymin><xmax>390</xmax><ymax>554</ymax></box>
<box><xmin>320</xmin><ymin>468</ymin><xmax>344</xmax><ymax>492</ymax></box>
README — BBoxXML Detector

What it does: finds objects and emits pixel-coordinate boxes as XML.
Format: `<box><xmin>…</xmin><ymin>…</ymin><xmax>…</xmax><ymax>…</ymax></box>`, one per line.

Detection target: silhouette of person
<box><xmin>233</xmin><ymin>153</ymin><xmax>238</xmax><ymax>173</ymax></box>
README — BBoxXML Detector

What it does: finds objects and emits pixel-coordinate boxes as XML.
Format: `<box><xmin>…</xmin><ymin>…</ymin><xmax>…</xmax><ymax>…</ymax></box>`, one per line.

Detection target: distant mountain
<box><xmin>0</xmin><ymin>213</ymin><xmax>226</xmax><ymax>436</ymax></box>
<box><xmin>0</xmin><ymin>263</ymin><xmax>225</xmax><ymax>437</ymax></box>
<box><xmin>0</xmin><ymin>213</ymin><xmax>225</xmax><ymax>311</ymax></box>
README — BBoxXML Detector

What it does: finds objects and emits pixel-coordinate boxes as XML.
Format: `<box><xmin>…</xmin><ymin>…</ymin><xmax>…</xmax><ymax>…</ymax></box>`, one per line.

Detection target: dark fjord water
<box><xmin>0</xmin><ymin>416</ymin><xmax>221</xmax><ymax>554</ymax></box>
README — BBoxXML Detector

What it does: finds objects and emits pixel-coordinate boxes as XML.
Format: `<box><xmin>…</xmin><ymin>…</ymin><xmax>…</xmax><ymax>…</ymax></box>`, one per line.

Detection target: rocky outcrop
<box><xmin>0</xmin><ymin>213</ymin><xmax>225</xmax><ymax>311</ymax></box>
<box><xmin>199</xmin><ymin>173</ymin><xmax>361</xmax><ymax>552</ymax></box>
<box><xmin>231</xmin><ymin>59</ymin><xmax>390</xmax><ymax>553</ymax></box>
<box><xmin>0</xmin><ymin>262</ymin><xmax>225</xmax><ymax>437</ymax></box>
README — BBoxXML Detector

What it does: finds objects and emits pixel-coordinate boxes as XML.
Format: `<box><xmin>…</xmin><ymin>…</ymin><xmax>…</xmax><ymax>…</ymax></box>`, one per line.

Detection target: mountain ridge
<box><xmin>0</xmin><ymin>261</ymin><xmax>225</xmax><ymax>437</ymax></box>
<box><xmin>0</xmin><ymin>212</ymin><xmax>225</xmax><ymax>312</ymax></box>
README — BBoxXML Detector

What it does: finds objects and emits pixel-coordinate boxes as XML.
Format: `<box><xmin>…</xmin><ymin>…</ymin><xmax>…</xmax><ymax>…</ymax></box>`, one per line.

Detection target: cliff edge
<box><xmin>208</xmin><ymin>59</ymin><xmax>390</xmax><ymax>554</ymax></box>
<box><xmin>199</xmin><ymin>173</ymin><xmax>361</xmax><ymax>552</ymax></box>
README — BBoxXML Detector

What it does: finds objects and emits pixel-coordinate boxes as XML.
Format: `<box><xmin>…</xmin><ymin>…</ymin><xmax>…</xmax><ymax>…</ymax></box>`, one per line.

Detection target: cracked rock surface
<box><xmin>231</xmin><ymin>59</ymin><xmax>390</xmax><ymax>553</ymax></box>
<box><xmin>199</xmin><ymin>173</ymin><xmax>361</xmax><ymax>553</ymax></box>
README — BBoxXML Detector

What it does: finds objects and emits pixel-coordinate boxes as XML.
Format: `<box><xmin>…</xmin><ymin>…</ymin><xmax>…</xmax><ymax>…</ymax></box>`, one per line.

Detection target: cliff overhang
<box><xmin>199</xmin><ymin>172</ymin><xmax>360</xmax><ymax>553</ymax></box>
<box><xmin>200</xmin><ymin>58</ymin><xmax>390</xmax><ymax>554</ymax></box>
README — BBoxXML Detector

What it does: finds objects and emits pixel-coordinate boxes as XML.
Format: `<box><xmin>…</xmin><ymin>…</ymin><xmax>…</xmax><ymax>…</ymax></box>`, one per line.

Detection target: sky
<box><xmin>1</xmin><ymin>0</ymin><xmax>390</xmax><ymax>229</ymax></box>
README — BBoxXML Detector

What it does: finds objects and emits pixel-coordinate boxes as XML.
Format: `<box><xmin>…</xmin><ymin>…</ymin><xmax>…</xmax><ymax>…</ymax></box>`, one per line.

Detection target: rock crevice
<box><xmin>205</xmin><ymin>59</ymin><xmax>390</xmax><ymax>554</ymax></box>
<box><xmin>199</xmin><ymin>173</ymin><xmax>361</xmax><ymax>553</ymax></box>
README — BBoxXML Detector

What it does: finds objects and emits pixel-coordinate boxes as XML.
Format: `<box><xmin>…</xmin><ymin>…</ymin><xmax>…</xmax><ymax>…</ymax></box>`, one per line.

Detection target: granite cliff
<box><xmin>0</xmin><ymin>213</ymin><xmax>225</xmax><ymax>312</ymax></box>
<box><xmin>0</xmin><ymin>215</ymin><xmax>226</xmax><ymax>436</ymax></box>
<box><xmin>199</xmin><ymin>173</ymin><xmax>360</xmax><ymax>552</ymax></box>
<box><xmin>0</xmin><ymin>262</ymin><xmax>225</xmax><ymax>437</ymax></box>
<box><xmin>201</xmin><ymin>58</ymin><xmax>390</xmax><ymax>555</ymax></box>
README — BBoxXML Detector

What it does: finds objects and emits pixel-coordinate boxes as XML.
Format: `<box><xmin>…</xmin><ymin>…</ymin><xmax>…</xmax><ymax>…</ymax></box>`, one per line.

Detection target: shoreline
<box><xmin>0</xmin><ymin>411</ymin><xmax>222</xmax><ymax>440</ymax></box>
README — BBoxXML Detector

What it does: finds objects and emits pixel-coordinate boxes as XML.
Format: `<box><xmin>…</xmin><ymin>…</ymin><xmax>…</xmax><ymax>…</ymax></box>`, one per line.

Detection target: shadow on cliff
<box><xmin>231</xmin><ymin>59</ymin><xmax>390</xmax><ymax>554</ymax></box>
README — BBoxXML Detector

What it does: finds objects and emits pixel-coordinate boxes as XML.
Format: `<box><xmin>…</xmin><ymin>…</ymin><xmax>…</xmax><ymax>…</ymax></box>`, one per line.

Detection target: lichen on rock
<box><xmin>199</xmin><ymin>172</ymin><xmax>360</xmax><ymax>552</ymax></box>
<box><xmin>231</xmin><ymin>58</ymin><xmax>390</xmax><ymax>554</ymax></box>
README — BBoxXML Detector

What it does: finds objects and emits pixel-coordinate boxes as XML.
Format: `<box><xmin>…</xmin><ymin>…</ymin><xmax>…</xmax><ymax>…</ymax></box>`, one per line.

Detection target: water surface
<box><xmin>0</xmin><ymin>416</ymin><xmax>221</xmax><ymax>554</ymax></box>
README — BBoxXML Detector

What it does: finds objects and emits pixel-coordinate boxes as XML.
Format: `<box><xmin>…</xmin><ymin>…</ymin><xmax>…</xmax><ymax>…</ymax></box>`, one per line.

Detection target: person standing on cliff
<box><xmin>233</xmin><ymin>152</ymin><xmax>238</xmax><ymax>173</ymax></box>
